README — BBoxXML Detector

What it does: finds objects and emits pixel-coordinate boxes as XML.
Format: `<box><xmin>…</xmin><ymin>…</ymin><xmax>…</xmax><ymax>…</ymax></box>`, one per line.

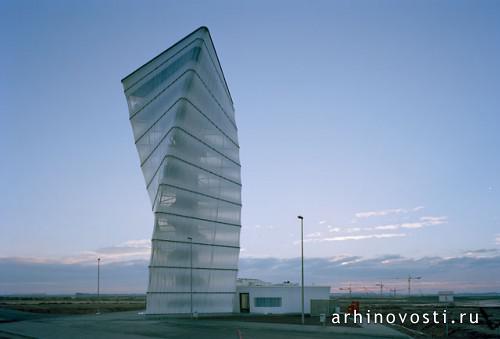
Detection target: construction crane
<box><xmin>407</xmin><ymin>275</ymin><xmax>421</xmax><ymax>296</ymax></box>
<box><xmin>339</xmin><ymin>283</ymin><xmax>352</xmax><ymax>297</ymax></box>
<box><xmin>375</xmin><ymin>282</ymin><xmax>385</xmax><ymax>296</ymax></box>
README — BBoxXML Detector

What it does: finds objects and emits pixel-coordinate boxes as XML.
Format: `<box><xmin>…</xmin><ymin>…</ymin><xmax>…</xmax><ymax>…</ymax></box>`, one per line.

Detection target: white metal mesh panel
<box><xmin>122</xmin><ymin>27</ymin><xmax>240</xmax><ymax>314</ymax></box>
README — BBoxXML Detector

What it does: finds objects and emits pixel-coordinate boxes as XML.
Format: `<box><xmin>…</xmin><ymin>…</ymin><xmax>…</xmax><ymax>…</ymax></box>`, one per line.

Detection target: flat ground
<box><xmin>333</xmin><ymin>295</ymin><xmax>500</xmax><ymax>338</ymax></box>
<box><xmin>1</xmin><ymin>295</ymin><xmax>499</xmax><ymax>338</ymax></box>
<box><xmin>0</xmin><ymin>296</ymin><xmax>407</xmax><ymax>339</ymax></box>
<box><xmin>0</xmin><ymin>309</ymin><xmax>408</xmax><ymax>339</ymax></box>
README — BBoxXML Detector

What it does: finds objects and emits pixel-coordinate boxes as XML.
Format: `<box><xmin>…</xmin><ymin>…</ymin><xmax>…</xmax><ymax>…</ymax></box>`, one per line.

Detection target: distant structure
<box><xmin>407</xmin><ymin>275</ymin><xmax>422</xmax><ymax>296</ymax></box>
<box><xmin>122</xmin><ymin>27</ymin><xmax>241</xmax><ymax>314</ymax></box>
<box><xmin>376</xmin><ymin>282</ymin><xmax>385</xmax><ymax>295</ymax></box>
<box><xmin>339</xmin><ymin>284</ymin><xmax>352</xmax><ymax>297</ymax></box>
<box><xmin>438</xmin><ymin>291</ymin><xmax>454</xmax><ymax>303</ymax></box>
<box><xmin>234</xmin><ymin>279</ymin><xmax>329</xmax><ymax>314</ymax></box>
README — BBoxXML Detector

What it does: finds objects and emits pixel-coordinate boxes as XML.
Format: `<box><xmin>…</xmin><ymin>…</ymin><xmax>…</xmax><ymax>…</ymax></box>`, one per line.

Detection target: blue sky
<box><xmin>1</xmin><ymin>0</ymin><xmax>499</xmax><ymax>293</ymax></box>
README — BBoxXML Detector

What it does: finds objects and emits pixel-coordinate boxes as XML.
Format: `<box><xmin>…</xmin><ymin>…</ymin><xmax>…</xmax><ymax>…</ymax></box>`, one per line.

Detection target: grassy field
<box><xmin>0</xmin><ymin>295</ymin><xmax>146</xmax><ymax>315</ymax></box>
<box><xmin>332</xmin><ymin>294</ymin><xmax>500</xmax><ymax>338</ymax></box>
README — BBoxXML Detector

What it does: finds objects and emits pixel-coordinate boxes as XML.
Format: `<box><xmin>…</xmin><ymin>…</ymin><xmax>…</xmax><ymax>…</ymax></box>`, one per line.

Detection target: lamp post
<box><xmin>97</xmin><ymin>257</ymin><xmax>100</xmax><ymax>297</ymax></box>
<box><xmin>297</xmin><ymin>215</ymin><xmax>304</xmax><ymax>324</ymax></box>
<box><xmin>97</xmin><ymin>257</ymin><xmax>101</xmax><ymax>315</ymax></box>
<box><xmin>187</xmin><ymin>237</ymin><xmax>193</xmax><ymax>316</ymax></box>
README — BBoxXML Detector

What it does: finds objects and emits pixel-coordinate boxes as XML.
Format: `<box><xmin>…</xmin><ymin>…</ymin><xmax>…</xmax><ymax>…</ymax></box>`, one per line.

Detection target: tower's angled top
<box><xmin>121</xmin><ymin>26</ymin><xmax>233</xmax><ymax>107</ymax></box>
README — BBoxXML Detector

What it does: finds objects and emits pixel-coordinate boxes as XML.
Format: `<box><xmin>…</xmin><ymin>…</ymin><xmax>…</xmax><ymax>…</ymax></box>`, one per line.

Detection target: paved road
<box><xmin>0</xmin><ymin>309</ymin><xmax>410</xmax><ymax>339</ymax></box>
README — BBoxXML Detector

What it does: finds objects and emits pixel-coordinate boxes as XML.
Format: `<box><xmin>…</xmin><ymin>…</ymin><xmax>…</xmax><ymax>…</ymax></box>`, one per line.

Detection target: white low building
<box><xmin>234</xmin><ymin>279</ymin><xmax>330</xmax><ymax>314</ymax></box>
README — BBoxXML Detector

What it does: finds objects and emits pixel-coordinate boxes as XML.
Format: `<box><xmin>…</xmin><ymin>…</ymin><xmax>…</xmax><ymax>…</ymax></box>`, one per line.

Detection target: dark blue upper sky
<box><xmin>1</xmin><ymin>0</ymin><xmax>499</xmax><ymax>264</ymax></box>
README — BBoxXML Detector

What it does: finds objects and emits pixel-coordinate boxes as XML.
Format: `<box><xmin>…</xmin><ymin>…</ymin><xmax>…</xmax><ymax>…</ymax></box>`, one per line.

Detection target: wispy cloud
<box><xmin>239</xmin><ymin>253</ymin><xmax>500</xmax><ymax>293</ymax></box>
<box><xmin>354</xmin><ymin>206</ymin><xmax>425</xmax><ymax>219</ymax></box>
<box><xmin>371</xmin><ymin>216</ymin><xmax>448</xmax><ymax>231</ymax></box>
<box><xmin>2</xmin><ymin>249</ymin><xmax>500</xmax><ymax>294</ymax></box>
<box><xmin>7</xmin><ymin>239</ymin><xmax>153</xmax><ymax>266</ymax></box>
<box><xmin>374</xmin><ymin>224</ymin><xmax>400</xmax><ymax>230</ymax></box>
<box><xmin>463</xmin><ymin>248</ymin><xmax>499</xmax><ymax>258</ymax></box>
<box><xmin>420</xmin><ymin>216</ymin><xmax>448</xmax><ymax>225</ymax></box>
<box><xmin>324</xmin><ymin>215</ymin><xmax>446</xmax><ymax>234</ymax></box>
<box><xmin>306</xmin><ymin>232</ymin><xmax>322</xmax><ymax>238</ymax></box>
<box><xmin>297</xmin><ymin>232</ymin><xmax>406</xmax><ymax>243</ymax></box>
<box><xmin>495</xmin><ymin>234</ymin><xmax>500</xmax><ymax>245</ymax></box>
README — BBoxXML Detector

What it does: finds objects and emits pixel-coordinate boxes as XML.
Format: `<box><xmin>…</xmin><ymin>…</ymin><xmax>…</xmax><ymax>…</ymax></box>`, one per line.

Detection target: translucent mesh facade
<box><xmin>121</xmin><ymin>27</ymin><xmax>241</xmax><ymax>314</ymax></box>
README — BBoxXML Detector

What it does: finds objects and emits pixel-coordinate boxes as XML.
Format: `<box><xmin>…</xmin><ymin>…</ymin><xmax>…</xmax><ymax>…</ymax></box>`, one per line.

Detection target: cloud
<box><xmin>420</xmin><ymin>216</ymin><xmax>448</xmax><ymax>225</ymax></box>
<box><xmin>299</xmin><ymin>232</ymin><xmax>406</xmax><ymax>243</ymax></box>
<box><xmin>370</xmin><ymin>216</ymin><xmax>448</xmax><ymax>231</ymax></box>
<box><xmin>306</xmin><ymin>232</ymin><xmax>322</xmax><ymax>238</ymax></box>
<box><xmin>7</xmin><ymin>239</ymin><xmax>153</xmax><ymax>266</ymax></box>
<box><xmin>298</xmin><ymin>214</ymin><xmax>446</xmax><ymax>245</ymax></box>
<box><xmin>400</xmin><ymin>216</ymin><xmax>448</xmax><ymax>229</ymax></box>
<box><xmin>0</xmin><ymin>257</ymin><xmax>148</xmax><ymax>294</ymax></box>
<box><xmin>463</xmin><ymin>248</ymin><xmax>499</xmax><ymax>258</ymax></box>
<box><xmin>345</xmin><ymin>227</ymin><xmax>362</xmax><ymax>233</ymax></box>
<box><xmin>374</xmin><ymin>224</ymin><xmax>399</xmax><ymax>230</ymax></box>
<box><xmin>355</xmin><ymin>208</ymin><xmax>406</xmax><ymax>219</ymax></box>
<box><xmin>318</xmin><ymin>220</ymin><xmax>326</xmax><ymax>224</ymax></box>
<box><xmin>68</xmin><ymin>239</ymin><xmax>151</xmax><ymax>265</ymax></box>
<box><xmin>238</xmin><ymin>253</ymin><xmax>500</xmax><ymax>293</ymax></box>
<box><xmin>496</xmin><ymin>234</ymin><xmax>500</xmax><ymax>245</ymax></box>
<box><xmin>400</xmin><ymin>222</ymin><xmax>425</xmax><ymax>229</ymax></box>
<box><xmin>292</xmin><ymin>214</ymin><xmax>447</xmax><ymax>244</ymax></box>
<box><xmin>354</xmin><ymin>206</ymin><xmax>425</xmax><ymax>219</ymax></box>
<box><xmin>1</xmin><ymin>251</ymin><xmax>500</xmax><ymax>294</ymax></box>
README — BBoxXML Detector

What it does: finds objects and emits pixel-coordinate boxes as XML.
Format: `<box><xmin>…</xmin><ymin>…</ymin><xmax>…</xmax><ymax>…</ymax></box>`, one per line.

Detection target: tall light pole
<box><xmin>297</xmin><ymin>215</ymin><xmax>305</xmax><ymax>324</ymax></box>
<box><xmin>97</xmin><ymin>257</ymin><xmax>101</xmax><ymax>315</ymax></box>
<box><xmin>187</xmin><ymin>237</ymin><xmax>193</xmax><ymax>316</ymax></box>
<box><xmin>97</xmin><ymin>257</ymin><xmax>100</xmax><ymax>297</ymax></box>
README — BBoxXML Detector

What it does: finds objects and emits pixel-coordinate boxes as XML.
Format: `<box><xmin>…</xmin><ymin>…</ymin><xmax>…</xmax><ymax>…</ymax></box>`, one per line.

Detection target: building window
<box><xmin>254</xmin><ymin>297</ymin><xmax>282</xmax><ymax>307</ymax></box>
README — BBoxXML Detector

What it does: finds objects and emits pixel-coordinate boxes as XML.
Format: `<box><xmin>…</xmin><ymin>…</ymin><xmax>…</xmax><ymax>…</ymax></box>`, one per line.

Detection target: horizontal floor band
<box><xmin>141</xmin><ymin>125</ymin><xmax>240</xmax><ymax>168</ymax></box>
<box><xmin>135</xmin><ymin>96</ymin><xmax>239</xmax><ymax>150</ymax></box>
<box><xmin>148</xmin><ymin>153</ymin><xmax>241</xmax><ymax>192</ymax></box>
<box><xmin>154</xmin><ymin>211</ymin><xmax>241</xmax><ymax>228</ymax></box>
<box><xmin>151</xmin><ymin>238</ymin><xmax>240</xmax><ymax>249</ymax></box>
<box><xmin>157</xmin><ymin>183</ymin><xmax>242</xmax><ymax>207</ymax></box>
<box><xmin>149</xmin><ymin>156</ymin><xmax>242</xmax><ymax>210</ymax></box>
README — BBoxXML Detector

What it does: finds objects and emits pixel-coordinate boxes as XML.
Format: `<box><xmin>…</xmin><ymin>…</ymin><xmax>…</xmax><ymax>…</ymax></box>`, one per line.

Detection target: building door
<box><xmin>239</xmin><ymin>293</ymin><xmax>250</xmax><ymax>313</ymax></box>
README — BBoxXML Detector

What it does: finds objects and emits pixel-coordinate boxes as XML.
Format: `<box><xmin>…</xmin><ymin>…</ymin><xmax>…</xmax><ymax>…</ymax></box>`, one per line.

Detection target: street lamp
<box><xmin>297</xmin><ymin>215</ymin><xmax>304</xmax><ymax>324</ymax></box>
<box><xmin>97</xmin><ymin>257</ymin><xmax>100</xmax><ymax>297</ymax></box>
<box><xmin>97</xmin><ymin>257</ymin><xmax>101</xmax><ymax>315</ymax></box>
<box><xmin>187</xmin><ymin>237</ymin><xmax>193</xmax><ymax>316</ymax></box>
